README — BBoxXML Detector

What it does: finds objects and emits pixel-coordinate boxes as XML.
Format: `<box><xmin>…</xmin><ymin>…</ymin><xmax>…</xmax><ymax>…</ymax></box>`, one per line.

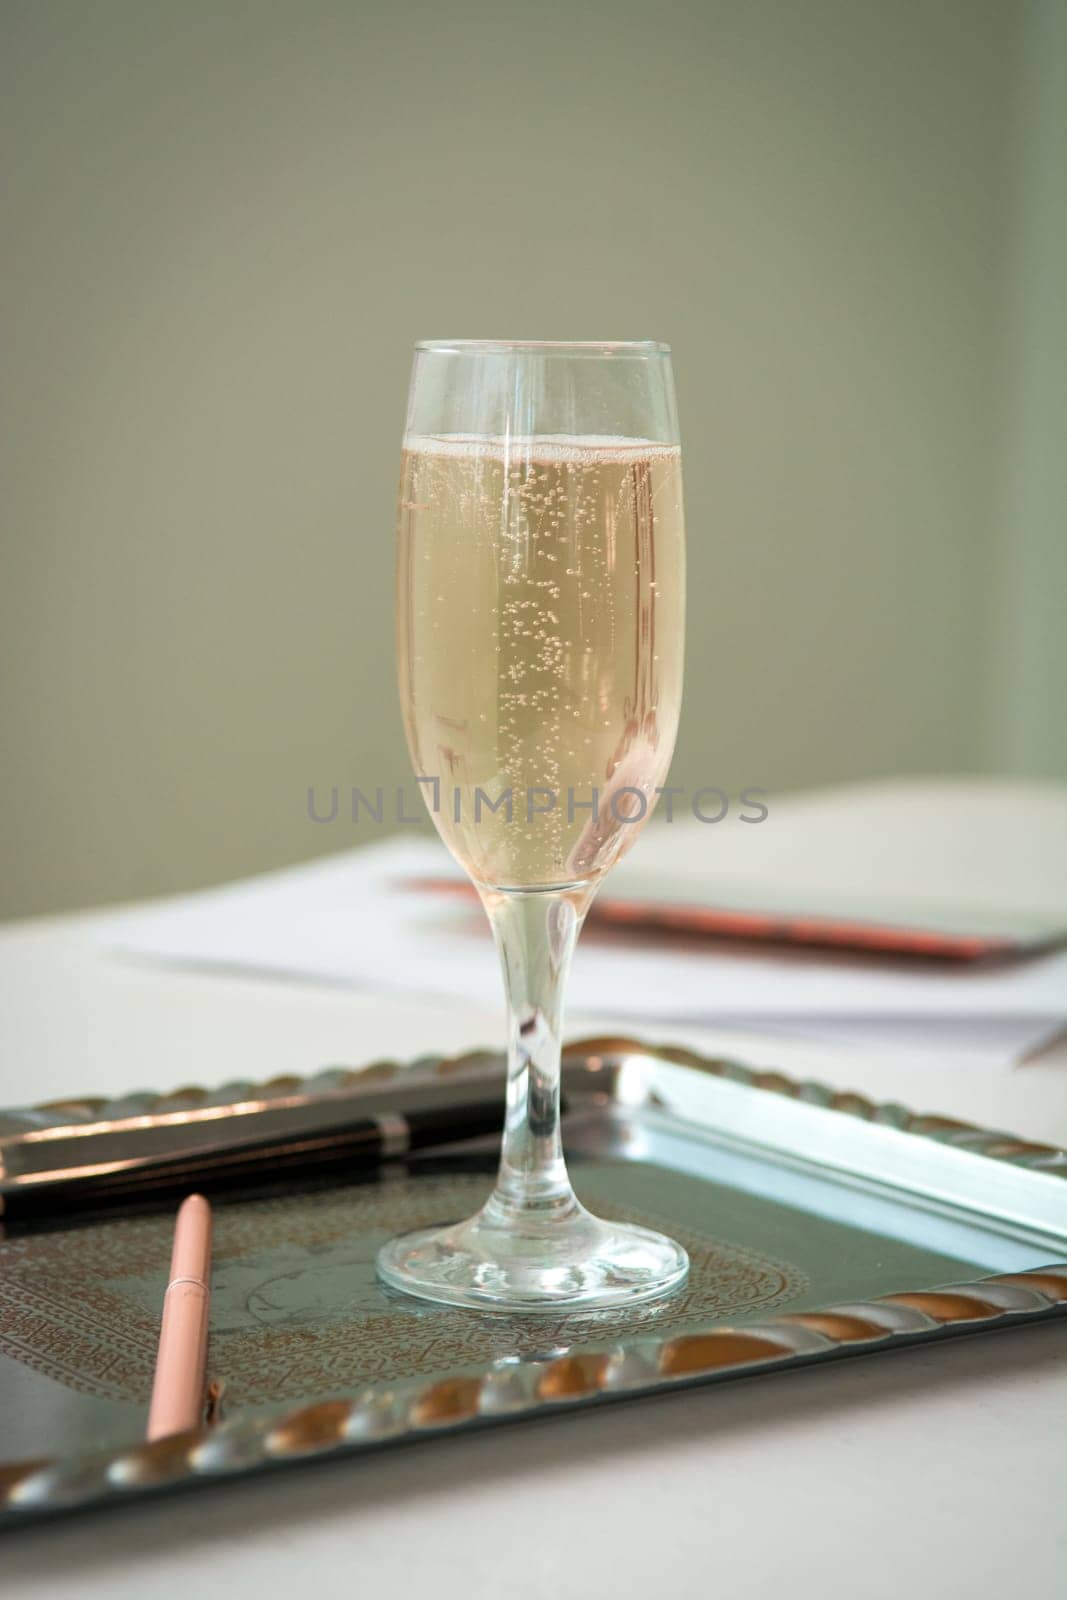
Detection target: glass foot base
<box><xmin>376</xmin><ymin>1201</ymin><xmax>689</xmax><ymax>1313</ymax></box>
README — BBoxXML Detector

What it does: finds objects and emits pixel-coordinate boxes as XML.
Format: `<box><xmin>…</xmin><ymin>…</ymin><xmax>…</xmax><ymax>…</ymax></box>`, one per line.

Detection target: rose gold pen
<box><xmin>146</xmin><ymin>1193</ymin><xmax>212</xmax><ymax>1440</ymax></box>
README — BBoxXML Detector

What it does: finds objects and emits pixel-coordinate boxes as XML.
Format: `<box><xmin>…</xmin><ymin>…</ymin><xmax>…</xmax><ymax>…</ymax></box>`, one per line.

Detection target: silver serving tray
<box><xmin>1</xmin><ymin>1035</ymin><xmax>1064</xmax><ymax>1529</ymax></box>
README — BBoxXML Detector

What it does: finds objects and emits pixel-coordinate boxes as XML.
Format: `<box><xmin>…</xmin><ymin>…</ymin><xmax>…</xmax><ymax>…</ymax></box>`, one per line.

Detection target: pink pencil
<box><xmin>147</xmin><ymin>1193</ymin><xmax>212</xmax><ymax>1440</ymax></box>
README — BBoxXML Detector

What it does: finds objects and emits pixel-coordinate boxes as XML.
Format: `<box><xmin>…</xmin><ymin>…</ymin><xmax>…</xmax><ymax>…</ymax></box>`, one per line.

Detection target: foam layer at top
<box><xmin>404</xmin><ymin>433</ymin><xmax>680</xmax><ymax>465</ymax></box>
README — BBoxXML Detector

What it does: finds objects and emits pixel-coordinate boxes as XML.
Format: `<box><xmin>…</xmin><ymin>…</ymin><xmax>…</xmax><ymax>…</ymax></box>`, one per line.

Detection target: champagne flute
<box><xmin>377</xmin><ymin>339</ymin><xmax>688</xmax><ymax>1311</ymax></box>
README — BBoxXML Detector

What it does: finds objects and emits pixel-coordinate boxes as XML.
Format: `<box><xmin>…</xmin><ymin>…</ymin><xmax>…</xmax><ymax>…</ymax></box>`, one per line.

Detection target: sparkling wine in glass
<box><xmin>377</xmin><ymin>339</ymin><xmax>688</xmax><ymax>1311</ymax></box>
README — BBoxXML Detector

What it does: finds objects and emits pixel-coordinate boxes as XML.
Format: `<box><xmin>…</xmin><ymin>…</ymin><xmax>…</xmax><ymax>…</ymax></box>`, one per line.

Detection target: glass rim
<box><xmin>413</xmin><ymin>339</ymin><xmax>671</xmax><ymax>357</ymax></box>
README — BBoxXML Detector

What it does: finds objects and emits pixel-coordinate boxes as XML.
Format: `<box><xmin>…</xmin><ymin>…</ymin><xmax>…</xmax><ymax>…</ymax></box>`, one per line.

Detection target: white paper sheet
<box><xmin>97</xmin><ymin>830</ymin><xmax>1067</xmax><ymax>1068</ymax></box>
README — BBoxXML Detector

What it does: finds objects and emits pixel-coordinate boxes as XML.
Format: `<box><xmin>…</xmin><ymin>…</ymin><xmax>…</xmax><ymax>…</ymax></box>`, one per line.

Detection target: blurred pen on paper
<box><xmin>405</xmin><ymin>875</ymin><xmax>1059</xmax><ymax>962</ymax></box>
<box><xmin>147</xmin><ymin>1194</ymin><xmax>212</xmax><ymax>1440</ymax></box>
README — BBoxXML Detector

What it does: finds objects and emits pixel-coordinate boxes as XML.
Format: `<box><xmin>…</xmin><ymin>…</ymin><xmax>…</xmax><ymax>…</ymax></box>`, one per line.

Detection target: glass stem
<box><xmin>477</xmin><ymin>884</ymin><xmax>595</xmax><ymax>1231</ymax></box>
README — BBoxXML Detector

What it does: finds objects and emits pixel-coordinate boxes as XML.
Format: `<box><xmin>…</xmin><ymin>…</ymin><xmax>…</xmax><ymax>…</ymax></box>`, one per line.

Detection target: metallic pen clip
<box><xmin>204</xmin><ymin>1376</ymin><xmax>226</xmax><ymax>1427</ymax></box>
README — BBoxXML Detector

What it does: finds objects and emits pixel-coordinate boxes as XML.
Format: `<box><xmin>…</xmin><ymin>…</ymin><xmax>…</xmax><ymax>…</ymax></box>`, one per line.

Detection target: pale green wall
<box><xmin>993</xmin><ymin>0</ymin><xmax>1067</xmax><ymax>778</ymax></box>
<box><xmin>0</xmin><ymin>1</ymin><xmax>1040</xmax><ymax>918</ymax></box>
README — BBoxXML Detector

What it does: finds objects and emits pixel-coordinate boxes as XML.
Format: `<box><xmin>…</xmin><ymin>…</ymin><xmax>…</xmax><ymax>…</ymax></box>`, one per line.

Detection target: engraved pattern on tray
<box><xmin>0</xmin><ymin>1172</ymin><xmax>807</xmax><ymax>1405</ymax></box>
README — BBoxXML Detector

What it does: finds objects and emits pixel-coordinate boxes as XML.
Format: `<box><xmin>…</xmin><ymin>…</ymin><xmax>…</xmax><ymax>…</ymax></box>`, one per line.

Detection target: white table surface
<box><xmin>1</xmin><ymin>906</ymin><xmax>1065</xmax><ymax>1599</ymax></box>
